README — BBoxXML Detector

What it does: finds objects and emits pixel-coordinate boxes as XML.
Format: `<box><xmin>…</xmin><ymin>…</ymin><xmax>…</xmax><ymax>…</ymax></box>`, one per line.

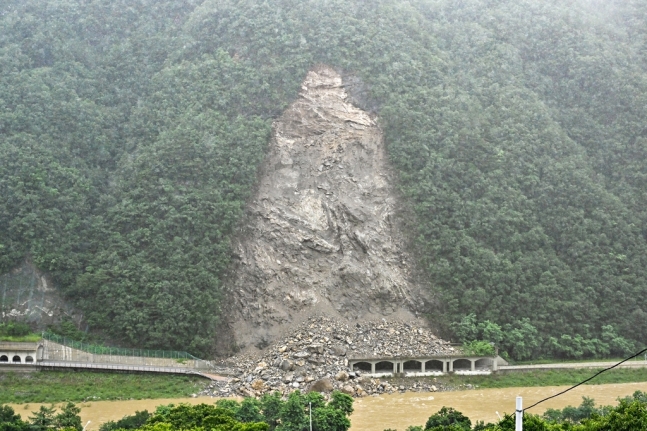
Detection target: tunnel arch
<box><xmin>453</xmin><ymin>358</ymin><xmax>471</xmax><ymax>371</ymax></box>
<box><xmin>475</xmin><ymin>358</ymin><xmax>490</xmax><ymax>369</ymax></box>
<box><xmin>25</xmin><ymin>356</ymin><xmax>34</xmax><ymax>363</ymax></box>
<box><xmin>0</xmin><ymin>355</ymin><xmax>8</xmax><ymax>362</ymax></box>
<box><xmin>425</xmin><ymin>360</ymin><xmax>444</xmax><ymax>372</ymax></box>
<box><xmin>12</xmin><ymin>355</ymin><xmax>21</xmax><ymax>363</ymax></box>
<box><xmin>403</xmin><ymin>360</ymin><xmax>422</xmax><ymax>372</ymax></box>
<box><xmin>375</xmin><ymin>361</ymin><xmax>394</xmax><ymax>373</ymax></box>
<box><xmin>353</xmin><ymin>361</ymin><xmax>372</xmax><ymax>372</ymax></box>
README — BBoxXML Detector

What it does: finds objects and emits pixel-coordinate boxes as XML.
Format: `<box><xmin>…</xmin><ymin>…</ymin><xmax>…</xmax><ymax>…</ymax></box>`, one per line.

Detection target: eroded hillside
<box><xmin>222</xmin><ymin>67</ymin><xmax>430</xmax><ymax>351</ymax></box>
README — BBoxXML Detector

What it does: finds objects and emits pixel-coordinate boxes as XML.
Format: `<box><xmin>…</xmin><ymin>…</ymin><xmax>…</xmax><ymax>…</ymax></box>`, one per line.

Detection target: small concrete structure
<box><xmin>348</xmin><ymin>355</ymin><xmax>505</xmax><ymax>377</ymax></box>
<box><xmin>0</xmin><ymin>342</ymin><xmax>44</xmax><ymax>365</ymax></box>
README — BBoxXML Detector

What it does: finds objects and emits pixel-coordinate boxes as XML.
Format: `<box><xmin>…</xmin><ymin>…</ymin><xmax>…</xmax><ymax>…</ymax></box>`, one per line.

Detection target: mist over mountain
<box><xmin>1</xmin><ymin>0</ymin><xmax>646</xmax><ymax>359</ymax></box>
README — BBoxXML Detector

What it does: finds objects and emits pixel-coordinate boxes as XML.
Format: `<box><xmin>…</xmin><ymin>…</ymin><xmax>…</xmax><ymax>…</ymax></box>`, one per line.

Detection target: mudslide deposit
<box><xmin>222</xmin><ymin>67</ymin><xmax>430</xmax><ymax>352</ymax></box>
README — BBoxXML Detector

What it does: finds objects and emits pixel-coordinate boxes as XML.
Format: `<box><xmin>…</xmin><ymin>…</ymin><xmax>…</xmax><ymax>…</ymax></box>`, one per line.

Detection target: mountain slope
<box><xmin>1</xmin><ymin>0</ymin><xmax>646</xmax><ymax>358</ymax></box>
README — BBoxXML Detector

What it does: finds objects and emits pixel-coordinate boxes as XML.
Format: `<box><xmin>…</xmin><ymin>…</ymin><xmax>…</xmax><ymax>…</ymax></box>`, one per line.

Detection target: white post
<box><xmin>516</xmin><ymin>396</ymin><xmax>523</xmax><ymax>431</ymax></box>
<box><xmin>309</xmin><ymin>402</ymin><xmax>312</xmax><ymax>431</ymax></box>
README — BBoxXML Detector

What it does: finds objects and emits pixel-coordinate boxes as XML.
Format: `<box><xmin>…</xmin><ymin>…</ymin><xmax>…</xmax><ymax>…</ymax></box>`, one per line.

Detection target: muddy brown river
<box><xmin>10</xmin><ymin>382</ymin><xmax>647</xmax><ymax>431</ymax></box>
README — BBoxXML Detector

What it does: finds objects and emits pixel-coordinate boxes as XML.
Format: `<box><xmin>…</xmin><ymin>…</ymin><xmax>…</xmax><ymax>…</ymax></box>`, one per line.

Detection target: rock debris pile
<box><xmin>203</xmin><ymin>316</ymin><xmax>458</xmax><ymax>398</ymax></box>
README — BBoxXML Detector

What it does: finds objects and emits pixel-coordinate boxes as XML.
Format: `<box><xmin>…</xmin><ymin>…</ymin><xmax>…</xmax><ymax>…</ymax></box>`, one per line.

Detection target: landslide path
<box><xmin>220</xmin><ymin>66</ymin><xmax>431</xmax><ymax>353</ymax></box>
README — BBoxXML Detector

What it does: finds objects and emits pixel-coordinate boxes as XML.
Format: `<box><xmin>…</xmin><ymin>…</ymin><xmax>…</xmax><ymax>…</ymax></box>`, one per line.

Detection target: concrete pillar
<box><xmin>448</xmin><ymin>360</ymin><xmax>453</xmax><ymax>372</ymax></box>
<box><xmin>471</xmin><ymin>360</ymin><xmax>475</xmax><ymax>371</ymax></box>
<box><xmin>492</xmin><ymin>357</ymin><xmax>498</xmax><ymax>372</ymax></box>
<box><xmin>392</xmin><ymin>361</ymin><xmax>397</xmax><ymax>374</ymax></box>
<box><xmin>371</xmin><ymin>362</ymin><xmax>376</xmax><ymax>374</ymax></box>
<box><xmin>442</xmin><ymin>361</ymin><xmax>447</xmax><ymax>373</ymax></box>
<box><xmin>421</xmin><ymin>361</ymin><xmax>426</xmax><ymax>373</ymax></box>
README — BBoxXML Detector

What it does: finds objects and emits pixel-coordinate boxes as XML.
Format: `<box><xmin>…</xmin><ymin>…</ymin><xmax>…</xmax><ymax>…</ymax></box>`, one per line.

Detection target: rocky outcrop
<box><xmin>222</xmin><ymin>66</ymin><xmax>431</xmax><ymax>352</ymax></box>
<box><xmin>0</xmin><ymin>261</ymin><xmax>79</xmax><ymax>327</ymax></box>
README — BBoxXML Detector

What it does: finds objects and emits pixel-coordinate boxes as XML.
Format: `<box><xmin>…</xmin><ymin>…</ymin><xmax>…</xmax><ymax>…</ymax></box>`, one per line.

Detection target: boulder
<box><xmin>251</xmin><ymin>379</ymin><xmax>265</xmax><ymax>391</ymax></box>
<box><xmin>308</xmin><ymin>378</ymin><xmax>334</xmax><ymax>393</ymax></box>
<box><xmin>335</xmin><ymin>371</ymin><xmax>349</xmax><ymax>381</ymax></box>
<box><xmin>308</xmin><ymin>344</ymin><xmax>324</xmax><ymax>354</ymax></box>
<box><xmin>331</xmin><ymin>345</ymin><xmax>347</xmax><ymax>356</ymax></box>
<box><xmin>341</xmin><ymin>385</ymin><xmax>355</xmax><ymax>395</ymax></box>
<box><xmin>280</xmin><ymin>360</ymin><xmax>292</xmax><ymax>371</ymax></box>
<box><xmin>294</xmin><ymin>351</ymin><xmax>310</xmax><ymax>359</ymax></box>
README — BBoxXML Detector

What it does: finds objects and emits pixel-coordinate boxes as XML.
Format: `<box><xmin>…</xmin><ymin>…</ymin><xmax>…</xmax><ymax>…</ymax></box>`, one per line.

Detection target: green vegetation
<box><xmin>423</xmin><ymin>407</ymin><xmax>472</xmax><ymax>431</ymax></box>
<box><xmin>393</xmin><ymin>391</ymin><xmax>647</xmax><ymax>430</ymax></box>
<box><xmin>0</xmin><ymin>323</ymin><xmax>40</xmax><ymax>343</ymax></box>
<box><xmin>423</xmin><ymin>368</ymin><xmax>647</xmax><ymax>389</ymax></box>
<box><xmin>0</xmin><ymin>402</ymin><xmax>83</xmax><ymax>431</ymax></box>
<box><xmin>452</xmin><ymin>315</ymin><xmax>637</xmax><ymax>361</ymax></box>
<box><xmin>0</xmin><ymin>372</ymin><xmax>209</xmax><ymax>404</ymax></box>
<box><xmin>96</xmin><ymin>392</ymin><xmax>352</xmax><ymax>431</ymax></box>
<box><xmin>1</xmin><ymin>0</ymin><xmax>647</xmax><ymax>357</ymax></box>
<box><xmin>99</xmin><ymin>411</ymin><xmax>151</xmax><ymax>431</ymax></box>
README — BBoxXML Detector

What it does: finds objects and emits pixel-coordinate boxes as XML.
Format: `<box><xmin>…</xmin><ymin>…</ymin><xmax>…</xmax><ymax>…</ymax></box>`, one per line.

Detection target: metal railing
<box><xmin>43</xmin><ymin>332</ymin><xmax>200</xmax><ymax>360</ymax></box>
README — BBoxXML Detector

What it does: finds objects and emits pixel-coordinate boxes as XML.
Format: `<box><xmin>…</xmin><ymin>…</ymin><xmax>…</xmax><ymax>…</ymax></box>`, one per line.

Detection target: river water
<box><xmin>9</xmin><ymin>382</ymin><xmax>647</xmax><ymax>431</ymax></box>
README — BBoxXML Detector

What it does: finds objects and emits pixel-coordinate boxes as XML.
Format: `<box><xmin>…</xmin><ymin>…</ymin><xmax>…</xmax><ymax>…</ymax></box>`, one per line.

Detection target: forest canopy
<box><xmin>1</xmin><ymin>0</ymin><xmax>646</xmax><ymax>357</ymax></box>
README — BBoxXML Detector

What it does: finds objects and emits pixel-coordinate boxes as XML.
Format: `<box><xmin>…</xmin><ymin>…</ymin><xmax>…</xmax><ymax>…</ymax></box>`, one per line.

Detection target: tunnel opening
<box><xmin>375</xmin><ymin>361</ymin><xmax>394</xmax><ymax>373</ymax></box>
<box><xmin>353</xmin><ymin>361</ymin><xmax>372</xmax><ymax>372</ymax></box>
<box><xmin>475</xmin><ymin>358</ymin><xmax>490</xmax><ymax>369</ymax></box>
<box><xmin>402</xmin><ymin>360</ymin><xmax>422</xmax><ymax>372</ymax></box>
<box><xmin>453</xmin><ymin>359</ymin><xmax>471</xmax><ymax>371</ymax></box>
<box><xmin>425</xmin><ymin>360</ymin><xmax>444</xmax><ymax>372</ymax></box>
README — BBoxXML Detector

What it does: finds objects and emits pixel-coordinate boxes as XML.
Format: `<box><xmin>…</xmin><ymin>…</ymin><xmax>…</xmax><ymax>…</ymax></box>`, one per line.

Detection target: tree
<box><xmin>328</xmin><ymin>392</ymin><xmax>353</xmax><ymax>417</ymax></box>
<box><xmin>277</xmin><ymin>392</ymin><xmax>308</xmax><ymax>431</ymax></box>
<box><xmin>99</xmin><ymin>411</ymin><xmax>150</xmax><ymax>431</ymax></box>
<box><xmin>424</xmin><ymin>407</ymin><xmax>471</xmax><ymax>431</ymax></box>
<box><xmin>0</xmin><ymin>405</ymin><xmax>29</xmax><ymax>431</ymax></box>
<box><xmin>28</xmin><ymin>406</ymin><xmax>56</xmax><ymax>431</ymax></box>
<box><xmin>54</xmin><ymin>403</ymin><xmax>82</xmax><ymax>431</ymax></box>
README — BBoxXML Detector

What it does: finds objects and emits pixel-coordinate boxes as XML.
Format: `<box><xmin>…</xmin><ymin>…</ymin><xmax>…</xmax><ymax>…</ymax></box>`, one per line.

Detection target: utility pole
<box><xmin>516</xmin><ymin>397</ymin><xmax>523</xmax><ymax>431</ymax></box>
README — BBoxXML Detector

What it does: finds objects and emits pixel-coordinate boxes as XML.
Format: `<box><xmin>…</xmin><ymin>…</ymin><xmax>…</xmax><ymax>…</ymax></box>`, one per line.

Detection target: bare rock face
<box><xmin>223</xmin><ymin>66</ymin><xmax>429</xmax><ymax>351</ymax></box>
<box><xmin>1</xmin><ymin>261</ymin><xmax>80</xmax><ymax>327</ymax></box>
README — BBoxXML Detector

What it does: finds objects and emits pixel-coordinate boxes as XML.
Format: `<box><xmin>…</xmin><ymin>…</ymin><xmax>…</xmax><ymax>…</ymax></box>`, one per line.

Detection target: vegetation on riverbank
<box><xmin>425</xmin><ymin>368</ymin><xmax>647</xmax><ymax>390</ymax></box>
<box><xmin>399</xmin><ymin>391</ymin><xmax>647</xmax><ymax>430</ymax></box>
<box><xmin>0</xmin><ymin>372</ymin><xmax>209</xmax><ymax>404</ymax></box>
<box><xmin>2</xmin><ymin>366</ymin><xmax>646</xmax><ymax>405</ymax></box>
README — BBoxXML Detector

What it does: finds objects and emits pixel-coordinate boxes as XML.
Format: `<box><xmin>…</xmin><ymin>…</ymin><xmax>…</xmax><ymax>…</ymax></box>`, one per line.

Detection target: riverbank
<box><xmin>412</xmin><ymin>367</ymin><xmax>647</xmax><ymax>390</ymax></box>
<box><xmin>1</xmin><ymin>366</ymin><xmax>646</xmax><ymax>404</ymax></box>
<box><xmin>0</xmin><ymin>371</ymin><xmax>210</xmax><ymax>404</ymax></box>
<box><xmin>7</xmin><ymin>382</ymin><xmax>647</xmax><ymax>431</ymax></box>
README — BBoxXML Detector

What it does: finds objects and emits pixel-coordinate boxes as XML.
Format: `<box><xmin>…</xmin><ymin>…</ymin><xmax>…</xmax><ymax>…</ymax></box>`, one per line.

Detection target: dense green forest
<box><xmin>1</xmin><ymin>0</ymin><xmax>647</xmax><ymax>357</ymax></box>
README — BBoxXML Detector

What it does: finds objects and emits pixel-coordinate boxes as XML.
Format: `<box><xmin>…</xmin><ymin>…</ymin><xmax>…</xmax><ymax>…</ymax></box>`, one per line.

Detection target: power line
<box><xmin>524</xmin><ymin>347</ymin><xmax>647</xmax><ymax>412</ymax></box>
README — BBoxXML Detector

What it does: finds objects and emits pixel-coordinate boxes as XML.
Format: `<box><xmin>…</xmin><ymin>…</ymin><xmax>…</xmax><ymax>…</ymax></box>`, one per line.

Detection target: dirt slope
<box><xmin>220</xmin><ymin>66</ymin><xmax>431</xmax><ymax>353</ymax></box>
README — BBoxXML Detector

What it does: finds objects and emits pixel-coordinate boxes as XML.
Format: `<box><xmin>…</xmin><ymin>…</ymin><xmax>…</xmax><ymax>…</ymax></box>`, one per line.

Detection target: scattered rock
<box><xmin>335</xmin><ymin>371</ymin><xmax>349</xmax><ymax>382</ymax></box>
<box><xmin>342</xmin><ymin>385</ymin><xmax>355</xmax><ymax>395</ymax></box>
<box><xmin>309</xmin><ymin>378</ymin><xmax>334</xmax><ymax>393</ymax></box>
<box><xmin>331</xmin><ymin>345</ymin><xmax>347</xmax><ymax>356</ymax></box>
<box><xmin>280</xmin><ymin>360</ymin><xmax>292</xmax><ymax>371</ymax></box>
<box><xmin>203</xmin><ymin>316</ymin><xmax>457</xmax><ymax>399</ymax></box>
